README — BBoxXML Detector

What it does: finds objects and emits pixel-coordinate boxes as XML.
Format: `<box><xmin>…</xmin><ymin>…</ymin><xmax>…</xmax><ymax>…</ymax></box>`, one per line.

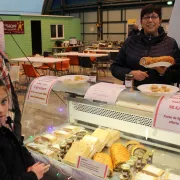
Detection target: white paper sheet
<box><xmin>84</xmin><ymin>82</ymin><xmax>125</xmax><ymax>104</ymax></box>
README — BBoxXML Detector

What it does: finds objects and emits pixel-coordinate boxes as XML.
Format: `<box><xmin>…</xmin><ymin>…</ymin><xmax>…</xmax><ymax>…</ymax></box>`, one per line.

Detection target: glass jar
<box><xmin>146</xmin><ymin>150</ymin><xmax>154</xmax><ymax>164</ymax></box>
<box><xmin>125</xmin><ymin>74</ymin><xmax>134</xmax><ymax>90</ymax></box>
<box><xmin>141</xmin><ymin>159</ymin><xmax>147</xmax><ymax>169</ymax></box>
<box><xmin>126</xmin><ymin>160</ymin><xmax>135</xmax><ymax>177</ymax></box>
<box><xmin>121</xmin><ymin>164</ymin><xmax>131</xmax><ymax>179</ymax></box>
<box><xmin>135</xmin><ymin>155</ymin><xmax>143</xmax><ymax>172</ymax></box>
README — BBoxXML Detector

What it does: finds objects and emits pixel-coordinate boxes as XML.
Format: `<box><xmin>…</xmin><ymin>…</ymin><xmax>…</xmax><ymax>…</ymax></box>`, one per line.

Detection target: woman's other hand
<box><xmin>29</xmin><ymin>162</ymin><xmax>50</xmax><ymax>180</ymax></box>
<box><xmin>154</xmin><ymin>66</ymin><xmax>167</xmax><ymax>75</ymax></box>
<box><xmin>130</xmin><ymin>70</ymin><xmax>149</xmax><ymax>81</ymax></box>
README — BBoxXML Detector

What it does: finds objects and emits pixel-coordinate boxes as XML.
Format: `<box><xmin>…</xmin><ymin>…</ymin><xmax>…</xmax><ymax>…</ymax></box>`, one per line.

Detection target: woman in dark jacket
<box><xmin>111</xmin><ymin>4</ymin><xmax>180</xmax><ymax>87</ymax></box>
<box><xmin>0</xmin><ymin>80</ymin><xmax>49</xmax><ymax>180</ymax></box>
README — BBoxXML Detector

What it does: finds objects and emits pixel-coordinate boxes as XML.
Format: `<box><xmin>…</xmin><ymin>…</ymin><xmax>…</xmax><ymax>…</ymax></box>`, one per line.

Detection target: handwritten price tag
<box><xmin>76</xmin><ymin>156</ymin><xmax>108</xmax><ymax>179</ymax></box>
<box><xmin>26</xmin><ymin>76</ymin><xmax>59</xmax><ymax>105</ymax></box>
<box><xmin>153</xmin><ymin>93</ymin><xmax>180</xmax><ymax>133</ymax></box>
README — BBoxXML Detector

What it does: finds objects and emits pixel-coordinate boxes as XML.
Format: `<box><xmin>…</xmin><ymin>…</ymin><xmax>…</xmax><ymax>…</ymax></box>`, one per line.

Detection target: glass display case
<box><xmin>22</xmin><ymin>80</ymin><xmax>180</xmax><ymax>180</ymax></box>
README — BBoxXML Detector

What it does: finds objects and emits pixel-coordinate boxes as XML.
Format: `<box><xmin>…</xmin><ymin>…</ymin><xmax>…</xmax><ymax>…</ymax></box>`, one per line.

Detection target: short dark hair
<box><xmin>141</xmin><ymin>4</ymin><xmax>162</xmax><ymax>20</ymax></box>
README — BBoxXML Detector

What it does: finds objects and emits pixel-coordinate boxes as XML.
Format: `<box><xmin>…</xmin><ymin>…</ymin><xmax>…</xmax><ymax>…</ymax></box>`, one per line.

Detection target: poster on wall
<box><xmin>4</xmin><ymin>21</ymin><xmax>24</xmax><ymax>34</ymax></box>
<box><xmin>0</xmin><ymin>21</ymin><xmax>5</xmax><ymax>51</ymax></box>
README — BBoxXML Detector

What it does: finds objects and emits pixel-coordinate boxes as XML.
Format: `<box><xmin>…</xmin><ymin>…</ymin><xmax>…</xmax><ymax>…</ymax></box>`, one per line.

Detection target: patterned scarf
<box><xmin>0</xmin><ymin>50</ymin><xmax>12</xmax><ymax>111</ymax></box>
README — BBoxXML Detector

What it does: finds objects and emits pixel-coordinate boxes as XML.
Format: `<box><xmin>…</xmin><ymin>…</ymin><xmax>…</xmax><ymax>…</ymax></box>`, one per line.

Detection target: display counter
<box><xmin>22</xmin><ymin>79</ymin><xmax>180</xmax><ymax>180</ymax></box>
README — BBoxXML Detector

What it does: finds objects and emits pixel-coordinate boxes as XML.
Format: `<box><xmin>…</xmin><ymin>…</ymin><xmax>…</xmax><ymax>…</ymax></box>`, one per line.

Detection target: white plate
<box><xmin>143</xmin><ymin>62</ymin><xmax>172</xmax><ymax>68</ymax></box>
<box><xmin>58</xmin><ymin>75</ymin><xmax>89</xmax><ymax>84</ymax></box>
<box><xmin>137</xmin><ymin>84</ymin><xmax>179</xmax><ymax>96</ymax></box>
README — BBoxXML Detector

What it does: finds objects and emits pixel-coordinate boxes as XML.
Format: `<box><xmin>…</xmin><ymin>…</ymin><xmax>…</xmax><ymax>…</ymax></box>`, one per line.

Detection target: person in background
<box><xmin>0</xmin><ymin>49</ymin><xmax>22</xmax><ymax>142</ymax></box>
<box><xmin>111</xmin><ymin>4</ymin><xmax>180</xmax><ymax>87</ymax></box>
<box><xmin>128</xmin><ymin>24</ymin><xmax>140</xmax><ymax>37</ymax></box>
<box><xmin>0</xmin><ymin>79</ymin><xmax>50</xmax><ymax>180</ymax></box>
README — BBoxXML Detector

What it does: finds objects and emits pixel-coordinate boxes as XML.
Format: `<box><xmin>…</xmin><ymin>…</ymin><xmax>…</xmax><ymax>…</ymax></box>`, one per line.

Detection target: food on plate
<box><xmin>139</xmin><ymin>56</ymin><xmax>175</xmax><ymax>66</ymax></box>
<box><xmin>131</xmin><ymin>144</ymin><xmax>147</xmax><ymax>156</ymax></box>
<box><xmin>110</xmin><ymin>143</ymin><xmax>130</xmax><ymax>170</ymax></box>
<box><xmin>92</xmin><ymin>128</ymin><xmax>111</xmax><ymax>152</ymax></box>
<box><xmin>142</xmin><ymin>165</ymin><xmax>164</xmax><ymax>177</ymax></box>
<box><xmin>135</xmin><ymin>172</ymin><xmax>157</xmax><ymax>180</ymax></box>
<box><xmin>126</xmin><ymin>140</ymin><xmax>140</xmax><ymax>154</ymax></box>
<box><xmin>74</xmin><ymin>75</ymin><xmax>85</xmax><ymax>81</ymax></box>
<box><xmin>150</xmin><ymin>85</ymin><xmax>171</xmax><ymax>93</ymax></box>
<box><xmin>93</xmin><ymin>153</ymin><xmax>113</xmax><ymax>176</ymax></box>
<box><xmin>63</xmin><ymin>141</ymin><xmax>90</xmax><ymax>166</ymax></box>
<box><xmin>106</xmin><ymin>129</ymin><xmax>120</xmax><ymax>147</ymax></box>
<box><xmin>81</xmin><ymin>135</ymin><xmax>100</xmax><ymax>158</ymax></box>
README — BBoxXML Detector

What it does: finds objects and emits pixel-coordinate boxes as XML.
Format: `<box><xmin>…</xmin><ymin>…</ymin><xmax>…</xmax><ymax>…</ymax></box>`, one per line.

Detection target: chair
<box><xmin>54</xmin><ymin>61</ymin><xmax>70</xmax><ymax>76</ymax></box>
<box><xmin>78</xmin><ymin>56</ymin><xmax>92</xmax><ymax>75</ymax></box>
<box><xmin>36</xmin><ymin>63</ymin><xmax>54</xmax><ymax>75</ymax></box>
<box><xmin>9</xmin><ymin>66</ymin><xmax>20</xmax><ymax>90</ymax></box>
<box><xmin>22</xmin><ymin>64</ymin><xmax>41</xmax><ymax>82</ymax></box>
<box><xmin>67</xmin><ymin>55</ymin><xmax>79</xmax><ymax>73</ymax></box>
<box><xmin>96</xmin><ymin>52</ymin><xmax>111</xmax><ymax>76</ymax></box>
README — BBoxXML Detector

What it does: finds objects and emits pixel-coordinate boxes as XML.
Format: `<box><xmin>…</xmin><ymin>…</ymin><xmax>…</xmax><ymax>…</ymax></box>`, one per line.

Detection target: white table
<box><xmin>10</xmin><ymin>56</ymin><xmax>70</xmax><ymax>63</ymax></box>
<box><xmin>54</xmin><ymin>52</ymin><xmax>108</xmax><ymax>57</ymax></box>
<box><xmin>84</xmin><ymin>49</ymin><xmax>119</xmax><ymax>53</ymax></box>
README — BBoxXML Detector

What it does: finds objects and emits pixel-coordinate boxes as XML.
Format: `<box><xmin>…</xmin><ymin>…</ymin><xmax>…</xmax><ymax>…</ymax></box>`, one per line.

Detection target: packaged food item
<box><xmin>49</xmin><ymin>144</ymin><xmax>60</xmax><ymax>152</ymax></box>
<box><xmin>40</xmin><ymin>134</ymin><xmax>57</xmax><ymax>143</ymax></box>
<box><xmin>135</xmin><ymin>172</ymin><xmax>157</xmax><ymax>180</ymax></box>
<box><xmin>105</xmin><ymin>129</ymin><xmax>120</xmax><ymax>147</ymax></box>
<box><xmin>53</xmin><ymin>130</ymin><xmax>71</xmax><ymax>138</ymax></box>
<box><xmin>63</xmin><ymin>141</ymin><xmax>90</xmax><ymax>166</ymax></box>
<box><xmin>110</xmin><ymin>143</ymin><xmax>130</xmax><ymax>170</ymax></box>
<box><xmin>135</xmin><ymin>155</ymin><xmax>143</xmax><ymax>172</ymax></box>
<box><xmin>66</xmin><ymin>139</ymin><xmax>74</xmax><ymax>150</ymax></box>
<box><xmin>38</xmin><ymin>148</ymin><xmax>56</xmax><ymax>158</ymax></box>
<box><xmin>125</xmin><ymin>74</ymin><xmax>134</xmax><ymax>90</ymax></box>
<box><xmin>81</xmin><ymin>135</ymin><xmax>100</xmax><ymax>158</ymax></box>
<box><xmin>142</xmin><ymin>164</ymin><xmax>164</xmax><ymax>177</ymax></box>
<box><xmin>92</xmin><ymin>128</ymin><xmax>111</xmax><ymax>152</ymax></box>
<box><xmin>93</xmin><ymin>153</ymin><xmax>113</xmax><ymax>176</ymax></box>
<box><xmin>26</xmin><ymin>142</ymin><xmax>44</xmax><ymax>151</ymax></box>
<box><xmin>63</xmin><ymin>125</ymin><xmax>80</xmax><ymax>133</ymax></box>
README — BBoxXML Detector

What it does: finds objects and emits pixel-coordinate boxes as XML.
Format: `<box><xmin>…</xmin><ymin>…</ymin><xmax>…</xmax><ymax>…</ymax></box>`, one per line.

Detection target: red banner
<box><xmin>4</xmin><ymin>21</ymin><xmax>24</xmax><ymax>34</ymax></box>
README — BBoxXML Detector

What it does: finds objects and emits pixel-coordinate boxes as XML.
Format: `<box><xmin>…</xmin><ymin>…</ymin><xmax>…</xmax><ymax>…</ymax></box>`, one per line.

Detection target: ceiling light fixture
<box><xmin>167</xmin><ymin>1</ymin><xmax>173</xmax><ymax>5</ymax></box>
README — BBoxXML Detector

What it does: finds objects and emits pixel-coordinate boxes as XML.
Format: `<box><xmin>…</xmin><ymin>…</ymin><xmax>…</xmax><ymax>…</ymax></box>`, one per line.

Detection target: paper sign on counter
<box><xmin>84</xmin><ymin>82</ymin><xmax>125</xmax><ymax>104</ymax></box>
<box><xmin>153</xmin><ymin>93</ymin><xmax>180</xmax><ymax>133</ymax></box>
<box><xmin>76</xmin><ymin>156</ymin><xmax>108</xmax><ymax>179</ymax></box>
<box><xmin>26</xmin><ymin>76</ymin><xmax>59</xmax><ymax>105</ymax></box>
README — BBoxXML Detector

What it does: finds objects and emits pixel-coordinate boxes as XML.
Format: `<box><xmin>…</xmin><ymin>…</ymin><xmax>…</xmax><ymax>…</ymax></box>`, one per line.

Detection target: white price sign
<box><xmin>26</xmin><ymin>76</ymin><xmax>59</xmax><ymax>105</ymax></box>
<box><xmin>153</xmin><ymin>93</ymin><xmax>180</xmax><ymax>133</ymax></box>
<box><xmin>76</xmin><ymin>156</ymin><xmax>108</xmax><ymax>179</ymax></box>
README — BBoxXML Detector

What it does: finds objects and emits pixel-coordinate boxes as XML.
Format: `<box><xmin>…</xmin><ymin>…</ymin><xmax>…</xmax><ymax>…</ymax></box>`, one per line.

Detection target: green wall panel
<box><xmin>0</xmin><ymin>15</ymin><xmax>81</xmax><ymax>58</ymax></box>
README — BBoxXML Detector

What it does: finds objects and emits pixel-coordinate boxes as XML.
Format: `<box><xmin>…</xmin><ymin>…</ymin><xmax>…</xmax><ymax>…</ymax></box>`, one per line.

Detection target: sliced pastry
<box><xmin>126</xmin><ymin>140</ymin><xmax>140</xmax><ymax>154</ymax></box>
<box><xmin>131</xmin><ymin>144</ymin><xmax>146</xmax><ymax>156</ymax></box>
<box><xmin>93</xmin><ymin>153</ymin><xmax>113</xmax><ymax>176</ymax></box>
<box><xmin>110</xmin><ymin>143</ymin><xmax>130</xmax><ymax>170</ymax></box>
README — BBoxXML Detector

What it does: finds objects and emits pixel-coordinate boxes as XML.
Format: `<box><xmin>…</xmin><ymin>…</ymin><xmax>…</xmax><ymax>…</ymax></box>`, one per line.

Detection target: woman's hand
<box><xmin>27</xmin><ymin>162</ymin><xmax>50</xmax><ymax>180</ymax></box>
<box><xmin>130</xmin><ymin>70</ymin><xmax>148</xmax><ymax>81</ymax></box>
<box><xmin>154</xmin><ymin>66</ymin><xmax>167</xmax><ymax>75</ymax></box>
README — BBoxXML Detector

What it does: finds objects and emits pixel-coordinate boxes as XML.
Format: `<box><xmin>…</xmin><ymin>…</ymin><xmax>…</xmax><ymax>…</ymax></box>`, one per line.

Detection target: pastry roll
<box><xmin>131</xmin><ymin>144</ymin><xmax>146</xmax><ymax>156</ymax></box>
<box><xmin>126</xmin><ymin>140</ymin><xmax>140</xmax><ymax>154</ymax></box>
<box><xmin>139</xmin><ymin>56</ymin><xmax>175</xmax><ymax>66</ymax></box>
<box><xmin>93</xmin><ymin>153</ymin><xmax>113</xmax><ymax>176</ymax></box>
<box><xmin>110</xmin><ymin>143</ymin><xmax>130</xmax><ymax>169</ymax></box>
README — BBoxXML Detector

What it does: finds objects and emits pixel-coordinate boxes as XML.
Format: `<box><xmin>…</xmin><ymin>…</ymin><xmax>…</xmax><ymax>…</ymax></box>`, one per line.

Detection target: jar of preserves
<box><xmin>125</xmin><ymin>74</ymin><xmax>134</xmax><ymax>90</ymax></box>
<box><xmin>121</xmin><ymin>164</ymin><xmax>131</xmax><ymax>179</ymax></box>
<box><xmin>146</xmin><ymin>150</ymin><xmax>154</xmax><ymax>164</ymax></box>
